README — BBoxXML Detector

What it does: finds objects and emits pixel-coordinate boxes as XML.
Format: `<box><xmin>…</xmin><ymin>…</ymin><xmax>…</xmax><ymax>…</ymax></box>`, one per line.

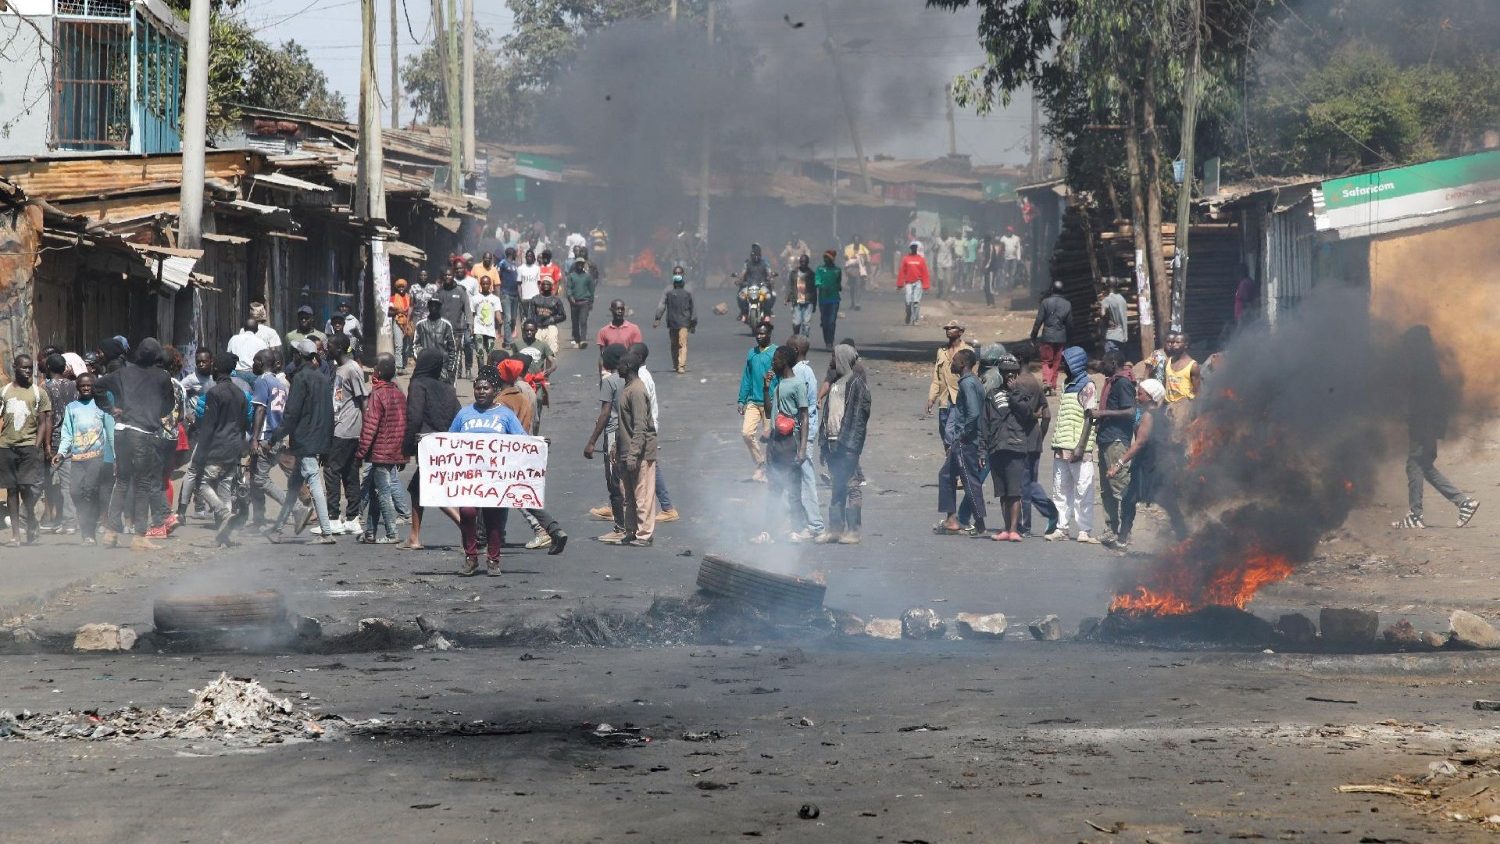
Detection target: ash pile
<box><xmin>0</xmin><ymin>673</ymin><xmax>335</xmax><ymax>745</ymax></box>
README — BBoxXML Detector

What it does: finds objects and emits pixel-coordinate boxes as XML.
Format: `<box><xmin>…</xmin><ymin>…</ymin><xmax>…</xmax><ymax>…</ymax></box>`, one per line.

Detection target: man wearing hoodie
<box><xmin>1047</xmin><ymin>346</ymin><xmax>1099</xmax><ymax>544</ymax></box>
<box><xmin>264</xmin><ymin>340</ymin><xmax>336</xmax><ymax>544</ymax></box>
<box><xmin>653</xmin><ymin>268</ymin><xmax>696</xmax><ymax>374</ymax></box>
<box><xmin>402</xmin><ymin>348</ymin><xmax>462</xmax><ymax>550</ymax></box>
<box><xmin>816</xmin><ymin>344</ymin><xmax>869</xmax><ymax>544</ymax></box>
<box><xmin>356</xmin><ymin>354</ymin><xmax>407</xmax><ymax>544</ymax></box>
<box><xmin>96</xmin><ymin>338</ymin><xmax>175</xmax><ymax>550</ymax></box>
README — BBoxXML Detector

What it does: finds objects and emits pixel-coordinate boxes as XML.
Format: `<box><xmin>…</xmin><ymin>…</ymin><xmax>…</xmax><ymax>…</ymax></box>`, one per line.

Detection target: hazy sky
<box><xmin>240</xmin><ymin>0</ymin><xmax>1035</xmax><ymax>166</ymax></box>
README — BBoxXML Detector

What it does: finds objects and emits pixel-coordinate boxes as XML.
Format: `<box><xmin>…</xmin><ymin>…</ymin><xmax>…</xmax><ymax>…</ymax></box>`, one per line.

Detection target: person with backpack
<box><xmin>934</xmin><ymin>348</ymin><xmax>986</xmax><ymax>536</ymax></box>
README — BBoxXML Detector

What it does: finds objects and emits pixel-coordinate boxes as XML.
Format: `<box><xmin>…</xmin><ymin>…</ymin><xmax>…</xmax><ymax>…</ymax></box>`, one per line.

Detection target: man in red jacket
<box><xmin>897</xmin><ymin>241</ymin><xmax>931</xmax><ymax>326</ymax></box>
<box><xmin>356</xmin><ymin>353</ymin><xmax>407</xmax><ymax>543</ymax></box>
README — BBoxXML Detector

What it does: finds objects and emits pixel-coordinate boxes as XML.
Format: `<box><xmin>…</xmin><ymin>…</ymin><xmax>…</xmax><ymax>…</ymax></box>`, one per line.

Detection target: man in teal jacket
<box><xmin>737</xmin><ymin>321</ymin><xmax>776</xmax><ymax>482</ymax></box>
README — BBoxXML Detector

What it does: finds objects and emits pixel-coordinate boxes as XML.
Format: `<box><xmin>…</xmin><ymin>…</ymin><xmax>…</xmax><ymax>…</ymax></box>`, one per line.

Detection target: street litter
<box><xmin>0</xmin><ymin>673</ymin><xmax>333</xmax><ymax>745</ymax></box>
<box><xmin>681</xmin><ymin>729</ymin><xmax>726</xmax><ymax>742</ymax></box>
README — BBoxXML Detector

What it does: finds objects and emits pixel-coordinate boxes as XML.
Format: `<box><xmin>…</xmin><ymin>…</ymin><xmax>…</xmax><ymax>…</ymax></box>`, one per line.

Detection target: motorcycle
<box><xmin>741</xmin><ymin>281</ymin><xmax>771</xmax><ymax>329</ymax></box>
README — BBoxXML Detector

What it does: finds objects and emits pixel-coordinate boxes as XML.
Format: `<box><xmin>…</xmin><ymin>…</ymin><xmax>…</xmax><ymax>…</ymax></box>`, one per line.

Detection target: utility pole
<box><xmin>694</xmin><ymin>0</ymin><xmax>714</xmax><ymax>247</ymax></box>
<box><xmin>389</xmin><ymin>0</ymin><xmax>400</xmax><ymax>129</ymax></box>
<box><xmin>1171</xmin><ymin>0</ymin><xmax>1202</xmax><ymax>333</ymax></box>
<box><xmin>461</xmin><ymin>0</ymin><xmax>475</xmax><ymax>174</ymax></box>
<box><xmin>831</xmin><ymin>150</ymin><xmax>839</xmax><ymax>243</ymax></box>
<box><xmin>178</xmin><ymin>0</ymin><xmax>209</xmax><ymax>249</ymax></box>
<box><xmin>1028</xmin><ymin>86</ymin><xmax>1041</xmax><ymax>180</ymax></box>
<box><xmin>432</xmin><ymin>0</ymin><xmax>460</xmax><ymax>194</ymax></box>
<box><xmin>669</xmin><ymin>0</ymin><xmax>677</xmax><ymax>23</ymax></box>
<box><xmin>820</xmin><ymin>2</ymin><xmax>871</xmax><ymax>195</ymax></box>
<box><xmin>945</xmin><ymin>84</ymin><xmax>957</xmax><ymax>157</ymax></box>
<box><xmin>359</xmin><ymin>0</ymin><xmax>391</xmax><ymax>356</ymax></box>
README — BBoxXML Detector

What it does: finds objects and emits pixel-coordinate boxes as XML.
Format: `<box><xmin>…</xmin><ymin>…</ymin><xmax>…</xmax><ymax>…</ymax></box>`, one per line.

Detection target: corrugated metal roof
<box><xmin>252</xmin><ymin>171</ymin><xmax>332</xmax><ymax>193</ymax></box>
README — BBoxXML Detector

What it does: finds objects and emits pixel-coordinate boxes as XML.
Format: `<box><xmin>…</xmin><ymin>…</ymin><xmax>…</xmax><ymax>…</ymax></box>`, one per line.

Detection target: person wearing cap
<box><xmin>1093</xmin><ymin>349</ymin><xmax>1137</xmax><ymax>542</ymax></box>
<box><xmin>414</xmin><ymin>297</ymin><xmax>458</xmax><ymax>384</ymax></box>
<box><xmin>264</xmin><ymin>338</ymin><xmax>336</xmax><ymax>544</ymax></box>
<box><xmin>285</xmin><ymin>306</ymin><xmax>326</xmax><ymax>360</ymax></box>
<box><xmin>1109</xmin><ymin>377</ymin><xmax>1184</xmax><ymax>550</ymax></box>
<box><xmin>1031</xmin><ymin>281</ymin><xmax>1072</xmax><ymax>392</ymax></box>
<box><xmin>896</xmin><ymin>241</ymin><xmax>930</xmax><ymax>325</ymax></box>
<box><xmin>325</xmin><ymin>301</ymin><xmax>363</xmax><ymax>356</ymax></box>
<box><xmin>980</xmin><ymin>351</ymin><xmax>1033</xmax><ymax>541</ymax></box>
<box><xmin>653</xmin><ymin>267</ymin><xmax>696</xmax><ymax>374</ymax></box>
<box><xmin>1000</xmin><ymin>225</ymin><xmax>1023</xmax><ymax>289</ymax></box>
<box><xmin>786</xmin><ymin>254</ymin><xmax>817</xmax><ymax>338</ymax></box>
<box><xmin>926</xmin><ymin>320</ymin><xmax>976</xmax><ymax>446</ymax></box>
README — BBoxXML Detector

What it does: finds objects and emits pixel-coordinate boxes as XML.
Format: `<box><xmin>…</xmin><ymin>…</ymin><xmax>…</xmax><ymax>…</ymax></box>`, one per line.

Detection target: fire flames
<box><xmin>1109</xmin><ymin>544</ymin><xmax>1296</xmax><ymax>617</ymax></box>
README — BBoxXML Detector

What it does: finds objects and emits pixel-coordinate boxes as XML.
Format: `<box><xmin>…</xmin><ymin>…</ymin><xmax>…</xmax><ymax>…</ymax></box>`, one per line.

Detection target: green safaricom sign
<box><xmin>1314</xmin><ymin>149</ymin><xmax>1500</xmax><ymax>237</ymax></box>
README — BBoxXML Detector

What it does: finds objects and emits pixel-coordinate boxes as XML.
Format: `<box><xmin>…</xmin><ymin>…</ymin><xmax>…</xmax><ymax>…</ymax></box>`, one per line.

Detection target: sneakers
<box><xmin>1393</xmin><ymin>512</ymin><xmax>1426</xmax><ymax>529</ymax></box>
<box><xmin>625</xmin><ymin>537</ymin><xmax>652</xmax><ymax>547</ymax></box>
<box><xmin>144</xmin><ymin>525</ymin><xmax>171</xmax><ymax>540</ymax></box>
<box><xmin>342</xmin><ymin>518</ymin><xmax>362</xmax><ymax>535</ymax></box>
<box><xmin>837</xmin><ymin>531</ymin><xmax>861</xmax><ymax>544</ymax></box>
<box><xmin>548</xmin><ymin>530</ymin><xmax>569</xmax><ymax>555</ymax></box>
<box><xmin>1076</xmin><ymin>532</ymin><xmax>1100</xmax><ymax>544</ymax></box>
<box><xmin>589</xmin><ymin>505</ymin><xmax>615</xmax><ymax>521</ymax></box>
<box><xmin>814</xmin><ymin>531</ymin><xmax>841</xmax><ymax>544</ymax></box>
<box><xmin>657</xmin><ymin>508</ymin><xmax>681</xmax><ymax>523</ymax></box>
<box><xmin>525</xmin><ymin>533</ymin><xmax>553</xmax><ymax>550</ymax></box>
<box><xmin>1043</xmin><ymin>529</ymin><xmax>1068</xmax><ymax>541</ymax></box>
<box><xmin>1459</xmin><ymin>498</ymin><xmax>1481</xmax><ymax>527</ymax></box>
<box><xmin>313</xmin><ymin>535</ymin><xmax>336</xmax><ymax>545</ymax></box>
<box><xmin>597</xmin><ymin>530</ymin><xmax>628</xmax><ymax>544</ymax></box>
<box><xmin>458</xmin><ymin>555</ymin><xmax>480</xmax><ymax>576</ymax></box>
<box><xmin>161</xmin><ymin>513</ymin><xmax>180</xmax><ymax>534</ymax></box>
<box><xmin>486</xmin><ymin>557</ymin><xmax>502</xmax><ymax>576</ymax></box>
<box><xmin>374</xmin><ymin>534</ymin><xmax>400</xmax><ymax>545</ymax></box>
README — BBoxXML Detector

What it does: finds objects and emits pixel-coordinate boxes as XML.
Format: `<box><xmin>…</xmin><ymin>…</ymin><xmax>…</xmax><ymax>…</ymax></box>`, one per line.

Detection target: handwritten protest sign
<box><xmin>417</xmin><ymin>433</ymin><xmax>548</xmax><ymax>509</ymax></box>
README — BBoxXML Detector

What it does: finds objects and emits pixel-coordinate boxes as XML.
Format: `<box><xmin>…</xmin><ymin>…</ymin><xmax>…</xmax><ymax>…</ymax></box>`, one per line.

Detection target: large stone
<box><xmin>953</xmin><ymin>612</ymin><xmax>1008</xmax><ymax>640</ymax></box>
<box><xmin>1449</xmin><ymin>610</ymin><xmax>1500</xmax><ymax>650</ymax></box>
<box><xmin>1076</xmin><ymin>617</ymin><xmax>1102</xmax><ymax>640</ymax></box>
<box><xmin>1276</xmin><ymin>613</ymin><xmax>1317</xmax><ymax>645</ymax></box>
<box><xmin>831</xmin><ymin>610</ymin><xmax>867</xmax><ymax>637</ymax></box>
<box><xmin>901</xmin><ymin>608</ymin><xmax>946</xmax><ymax>640</ymax></box>
<box><xmin>73</xmin><ymin>623</ymin><xmax>136</xmax><ymax>652</ymax></box>
<box><xmin>1319</xmin><ymin>608</ymin><xmax>1378</xmax><ymax>646</ymax></box>
<box><xmin>1422</xmin><ymin>630</ymin><xmax>1451</xmax><ymax>649</ymax></box>
<box><xmin>1028</xmin><ymin>614</ymin><xmax>1062</xmax><ymax>641</ymax></box>
<box><xmin>864</xmin><ymin>618</ymin><xmax>902</xmax><ymax>640</ymax></box>
<box><xmin>9</xmin><ymin>627</ymin><xmax>38</xmax><ymax>644</ymax></box>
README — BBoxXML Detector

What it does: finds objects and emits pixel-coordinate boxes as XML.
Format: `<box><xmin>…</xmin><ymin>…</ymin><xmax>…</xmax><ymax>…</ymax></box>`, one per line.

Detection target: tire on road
<box><xmin>696</xmin><ymin>555</ymin><xmax>826</xmax><ymax>614</ymax></box>
<box><xmin>153</xmin><ymin>591</ymin><xmax>289</xmax><ymax>633</ymax></box>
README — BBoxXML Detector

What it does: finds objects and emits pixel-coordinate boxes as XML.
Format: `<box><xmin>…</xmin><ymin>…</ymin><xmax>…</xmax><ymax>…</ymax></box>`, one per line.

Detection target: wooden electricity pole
<box><xmin>1171</xmin><ymin>0</ymin><xmax>1203</xmax><ymax>333</ymax></box>
<box><xmin>389</xmin><ymin>0</ymin><xmax>400</xmax><ymax>129</ymax></box>
<box><xmin>820</xmin><ymin>2</ymin><xmax>871</xmax><ymax>195</ymax></box>
<box><xmin>461</xmin><ymin>0</ymin><xmax>475</xmax><ymax>174</ymax></box>
<box><xmin>694</xmin><ymin>0</ymin><xmax>714</xmax><ymax>245</ymax></box>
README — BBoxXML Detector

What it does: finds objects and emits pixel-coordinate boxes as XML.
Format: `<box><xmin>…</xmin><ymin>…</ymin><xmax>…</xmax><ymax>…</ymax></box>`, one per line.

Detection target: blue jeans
<box><xmin>654</xmin><ymin>466</ymin><xmax>673</xmax><ymax>512</ymax></box>
<box><xmin>272</xmin><ymin>455</ymin><xmax>331</xmax><ymax>535</ymax></box>
<box><xmin>799</xmin><ymin>455</ymin><xmax>825</xmax><ymax>533</ymax></box>
<box><xmin>791</xmin><ymin>302</ymin><xmax>814</xmax><ymax>336</ymax></box>
<box><xmin>937</xmin><ymin>406</ymin><xmax>952</xmax><ymax>448</ymax></box>
<box><xmin>819</xmin><ymin>299</ymin><xmax>839</xmax><ymax>347</ymax></box>
<box><xmin>1018</xmin><ymin>451</ymin><xmax>1059</xmax><ymax>535</ymax></box>
<box><xmin>903</xmin><ymin>283</ymin><xmax>923</xmax><ymax>323</ymax></box>
<box><xmin>363</xmin><ymin>464</ymin><xmax>400</xmax><ymax>539</ymax></box>
<box><xmin>503</xmin><ymin>294</ymin><xmax>522</xmax><ymax>341</ymax></box>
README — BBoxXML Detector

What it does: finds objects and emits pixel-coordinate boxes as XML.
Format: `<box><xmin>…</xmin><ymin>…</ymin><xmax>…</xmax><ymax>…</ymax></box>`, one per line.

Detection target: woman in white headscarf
<box><xmin>1107</xmin><ymin>378</ymin><xmax>1183</xmax><ymax>549</ymax></box>
<box><xmin>816</xmin><ymin>343</ymin><xmax>870</xmax><ymax>544</ymax></box>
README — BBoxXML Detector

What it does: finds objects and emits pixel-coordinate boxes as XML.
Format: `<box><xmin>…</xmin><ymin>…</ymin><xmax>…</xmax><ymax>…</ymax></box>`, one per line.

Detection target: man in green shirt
<box><xmin>0</xmin><ymin>354</ymin><xmax>52</xmax><ymax>545</ymax></box>
<box><xmin>564</xmin><ymin>258</ymin><xmax>597</xmax><ymax>349</ymax></box>
<box><xmin>814</xmin><ymin>250</ymin><xmax>843</xmax><ymax>351</ymax></box>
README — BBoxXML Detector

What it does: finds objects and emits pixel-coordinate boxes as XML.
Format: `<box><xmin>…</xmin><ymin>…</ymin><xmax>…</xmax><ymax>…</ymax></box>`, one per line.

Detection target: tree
<box><xmin>932</xmin><ymin>0</ymin><xmax>1271</xmax><ymax>349</ymax></box>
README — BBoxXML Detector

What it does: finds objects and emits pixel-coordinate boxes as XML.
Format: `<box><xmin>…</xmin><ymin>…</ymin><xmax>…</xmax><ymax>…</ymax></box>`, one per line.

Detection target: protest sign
<box><xmin>417</xmin><ymin>433</ymin><xmax>547</xmax><ymax>509</ymax></box>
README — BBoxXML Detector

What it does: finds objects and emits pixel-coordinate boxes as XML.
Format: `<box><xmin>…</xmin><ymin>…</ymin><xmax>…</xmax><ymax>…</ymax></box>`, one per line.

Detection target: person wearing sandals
<box><xmin>355</xmin><ymin>354</ymin><xmax>406</xmax><ymax>545</ymax></box>
<box><xmin>752</xmin><ymin>346</ymin><xmax>808</xmax><ymax>545</ymax></box>
<box><xmin>1108</xmin><ymin>378</ymin><xmax>1187</xmax><ymax>549</ymax></box>
<box><xmin>935</xmin><ymin>348</ymin><xmax>987</xmax><ymax>537</ymax></box>
<box><xmin>449</xmin><ymin>368</ymin><xmax>526</xmax><ymax>575</ymax></box>
<box><xmin>1394</xmin><ymin>325</ymin><xmax>1479</xmax><ymax>529</ymax></box>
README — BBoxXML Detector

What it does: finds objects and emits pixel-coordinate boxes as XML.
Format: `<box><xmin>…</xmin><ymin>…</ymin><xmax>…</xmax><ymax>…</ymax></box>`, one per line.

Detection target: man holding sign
<box><xmin>445</xmin><ymin>368</ymin><xmax>526</xmax><ymax>576</ymax></box>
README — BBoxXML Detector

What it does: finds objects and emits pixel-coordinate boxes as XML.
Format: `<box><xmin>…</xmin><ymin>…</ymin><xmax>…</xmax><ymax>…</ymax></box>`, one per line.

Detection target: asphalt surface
<box><xmin>2</xmin><ymin>283</ymin><xmax>1498</xmax><ymax>842</ymax></box>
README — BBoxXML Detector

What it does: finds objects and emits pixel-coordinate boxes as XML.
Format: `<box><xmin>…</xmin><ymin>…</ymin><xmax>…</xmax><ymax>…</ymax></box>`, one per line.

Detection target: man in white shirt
<box><xmin>248</xmin><ymin>301</ymin><xmax>281</xmax><ymax>351</ymax></box>
<box><xmin>1000</xmin><ymin>226</ymin><xmax>1023</xmax><ymax>289</ymax></box>
<box><xmin>934</xmin><ymin>232</ymin><xmax>960</xmax><ymax>299</ymax></box>
<box><xmin>517</xmin><ymin>250</ymin><xmax>542</xmax><ymax>301</ymax></box>
<box><xmin>226</xmin><ymin>318</ymin><xmax>270</xmax><ymax>376</ymax></box>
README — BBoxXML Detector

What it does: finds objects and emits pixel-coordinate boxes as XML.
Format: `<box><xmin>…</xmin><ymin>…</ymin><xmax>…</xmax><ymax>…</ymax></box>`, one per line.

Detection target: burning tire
<box><xmin>153</xmin><ymin>591</ymin><xmax>289</xmax><ymax>633</ymax></box>
<box><xmin>696</xmin><ymin>555</ymin><xmax>826</xmax><ymax>614</ymax></box>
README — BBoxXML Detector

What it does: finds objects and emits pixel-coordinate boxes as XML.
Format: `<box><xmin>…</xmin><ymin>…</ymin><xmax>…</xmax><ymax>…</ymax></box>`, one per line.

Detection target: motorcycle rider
<box><xmin>737</xmin><ymin>243</ymin><xmax>777</xmax><ymax>324</ymax></box>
